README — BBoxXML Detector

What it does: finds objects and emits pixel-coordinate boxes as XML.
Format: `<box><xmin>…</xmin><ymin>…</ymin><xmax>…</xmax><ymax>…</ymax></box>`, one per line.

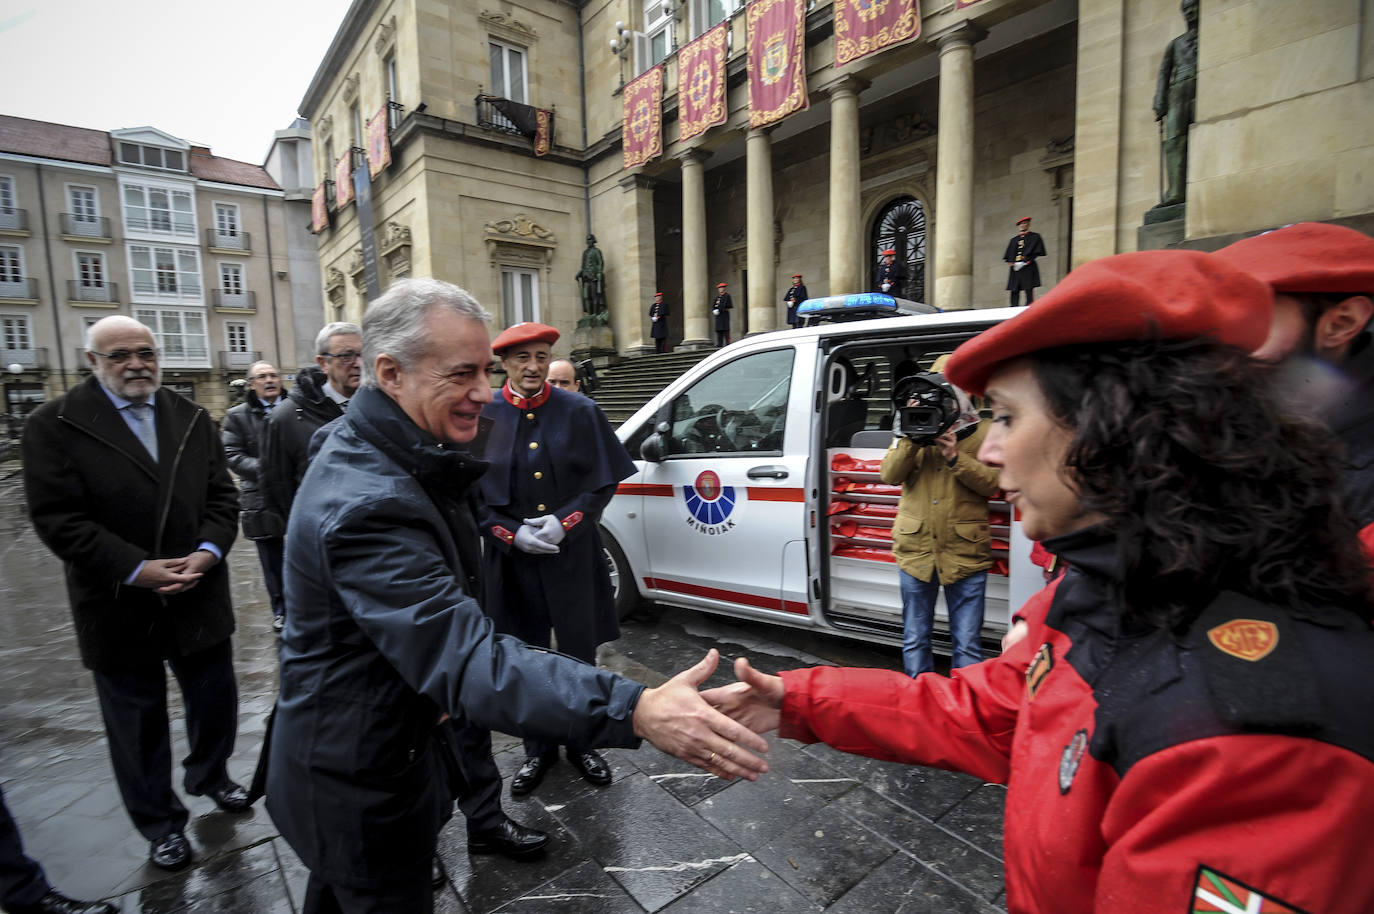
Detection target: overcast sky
<box><xmin>0</xmin><ymin>0</ymin><xmax>352</xmax><ymax>165</ymax></box>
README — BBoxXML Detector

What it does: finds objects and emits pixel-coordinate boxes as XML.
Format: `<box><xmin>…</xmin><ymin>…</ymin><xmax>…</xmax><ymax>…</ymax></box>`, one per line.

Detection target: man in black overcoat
<box><xmin>713</xmin><ymin>282</ymin><xmax>733</xmax><ymax>346</ymax></box>
<box><xmin>222</xmin><ymin>360</ymin><xmax>286</xmax><ymax>630</ymax></box>
<box><xmin>22</xmin><ymin>316</ymin><xmax>246</xmax><ymax>873</ymax></box>
<box><xmin>875</xmin><ymin>249</ymin><xmax>908</xmax><ymax>296</ymax></box>
<box><xmin>649</xmin><ymin>291</ymin><xmax>670</xmax><ymax>353</ymax></box>
<box><xmin>783</xmin><ymin>273</ymin><xmax>809</xmax><ymax>328</ymax></box>
<box><xmin>1003</xmin><ymin>216</ymin><xmax>1047</xmax><ymax>305</ymax></box>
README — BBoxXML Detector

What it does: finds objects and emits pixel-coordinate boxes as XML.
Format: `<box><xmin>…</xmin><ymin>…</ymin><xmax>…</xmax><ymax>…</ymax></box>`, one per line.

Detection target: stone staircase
<box><xmin>589</xmin><ymin>349</ymin><xmax>715</xmax><ymax>426</ymax></box>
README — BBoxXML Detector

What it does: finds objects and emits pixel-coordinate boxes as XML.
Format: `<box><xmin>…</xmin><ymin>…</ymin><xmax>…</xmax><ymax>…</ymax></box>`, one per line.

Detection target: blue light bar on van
<box><xmin>797</xmin><ymin>293</ymin><xmax>928</xmax><ymax>320</ymax></box>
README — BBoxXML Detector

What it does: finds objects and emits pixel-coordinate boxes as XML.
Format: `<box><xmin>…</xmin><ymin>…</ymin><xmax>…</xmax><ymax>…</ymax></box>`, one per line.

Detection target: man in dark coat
<box><xmin>266</xmin><ymin>280</ymin><xmax>767</xmax><ymax>913</ymax></box>
<box><xmin>712</xmin><ymin>282</ymin><xmax>733</xmax><ymax>346</ymax></box>
<box><xmin>222</xmin><ymin>360</ymin><xmax>286</xmax><ymax>630</ymax></box>
<box><xmin>23</xmin><ymin>316</ymin><xmax>246</xmax><ymax>873</ymax></box>
<box><xmin>875</xmin><ymin>249</ymin><xmax>907</xmax><ymax>296</ymax></box>
<box><xmin>783</xmin><ymin>273</ymin><xmax>808</xmax><ymax>328</ymax></box>
<box><xmin>477</xmin><ymin>321</ymin><xmax>637</xmax><ymax>797</ymax></box>
<box><xmin>649</xmin><ymin>291</ymin><xmax>670</xmax><ymax>353</ymax></box>
<box><xmin>261</xmin><ymin>322</ymin><xmax>360</xmax><ymax>524</ymax></box>
<box><xmin>1003</xmin><ymin>216</ymin><xmax>1047</xmax><ymax>305</ymax></box>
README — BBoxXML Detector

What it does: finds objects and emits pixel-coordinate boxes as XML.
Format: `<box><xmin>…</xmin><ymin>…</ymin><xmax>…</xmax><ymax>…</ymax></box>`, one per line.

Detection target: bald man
<box><xmin>547</xmin><ymin>359</ymin><xmax>583</xmax><ymax>394</ymax></box>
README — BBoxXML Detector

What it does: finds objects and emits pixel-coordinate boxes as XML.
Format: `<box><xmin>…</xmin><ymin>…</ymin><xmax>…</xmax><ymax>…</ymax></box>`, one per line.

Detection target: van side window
<box><xmin>666</xmin><ymin>348</ymin><xmax>793</xmax><ymax>455</ymax></box>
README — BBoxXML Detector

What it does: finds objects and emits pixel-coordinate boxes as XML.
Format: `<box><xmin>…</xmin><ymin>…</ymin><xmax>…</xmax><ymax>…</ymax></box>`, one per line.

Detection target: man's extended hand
<box><xmin>701</xmin><ymin>657</ymin><xmax>785</xmax><ymax>736</ymax></box>
<box><xmin>523</xmin><ymin>514</ymin><xmax>567</xmax><ymax>547</ymax></box>
<box><xmin>633</xmin><ymin>649</ymin><xmax>770</xmax><ymax>781</ymax></box>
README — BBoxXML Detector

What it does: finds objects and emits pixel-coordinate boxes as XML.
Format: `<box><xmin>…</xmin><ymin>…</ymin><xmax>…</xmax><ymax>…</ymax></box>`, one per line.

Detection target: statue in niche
<box><xmin>575</xmin><ymin>234</ymin><xmax>607</xmax><ymax>318</ymax></box>
<box><xmin>1152</xmin><ymin>0</ymin><xmax>1199</xmax><ymax>210</ymax></box>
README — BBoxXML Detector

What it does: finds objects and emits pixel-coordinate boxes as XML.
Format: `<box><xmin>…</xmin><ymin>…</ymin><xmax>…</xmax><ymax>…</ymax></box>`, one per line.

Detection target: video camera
<box><xmin>891</xmin><ymin>371</ymin><xmax>963</xmax><ymax>445</ymax></box>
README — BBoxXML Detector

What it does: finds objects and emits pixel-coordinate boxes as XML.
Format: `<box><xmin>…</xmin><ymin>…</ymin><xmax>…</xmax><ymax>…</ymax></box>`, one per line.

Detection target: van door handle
<box><xmin>747</xmin><ymin>466</ymin><xmax>789</xmax><ymax>479</ymax></box>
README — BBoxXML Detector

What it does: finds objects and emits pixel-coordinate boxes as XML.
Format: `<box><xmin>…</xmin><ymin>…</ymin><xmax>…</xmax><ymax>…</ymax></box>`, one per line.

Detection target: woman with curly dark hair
<box><xmin>705</xmin><ymin>250</ymin><xmax>1374</xmax><ymax>914</ymax></box>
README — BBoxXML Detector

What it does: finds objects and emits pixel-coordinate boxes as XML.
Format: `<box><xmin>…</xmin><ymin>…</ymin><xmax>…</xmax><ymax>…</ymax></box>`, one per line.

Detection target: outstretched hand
<box><xmin>701</xmin><ymin>657</ymin><xmax>785</xmax><ymax>735</ymax></box>
<box><xmin>633</xmin><ymin>649</ymin><xmax>770</xmax><ymax>781</ymax></box>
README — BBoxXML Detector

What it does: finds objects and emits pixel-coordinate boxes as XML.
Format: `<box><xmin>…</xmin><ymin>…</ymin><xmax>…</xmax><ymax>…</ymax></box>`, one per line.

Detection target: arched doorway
<box><xmin>869</xmin><ymin>196</ymin><xmax>926</xmax><ymax>302</ymax></box>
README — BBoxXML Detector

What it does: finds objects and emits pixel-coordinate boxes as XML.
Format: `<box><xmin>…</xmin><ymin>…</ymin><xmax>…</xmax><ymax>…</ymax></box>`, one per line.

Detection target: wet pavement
<box><xmin>0</xmin><ymin>462</ymin><xmax>1006</xmax><ymax>913</ymax></box>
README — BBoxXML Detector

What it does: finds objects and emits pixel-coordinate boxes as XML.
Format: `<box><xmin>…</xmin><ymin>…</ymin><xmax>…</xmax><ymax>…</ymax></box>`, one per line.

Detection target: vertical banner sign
<box><xmin>622</xmin><ymin>65</ymin><xmax>664</xmax><ymax>169</ymax></box>
<box><xmin>366</xmin><ymin>106</ymin><xmax>391</xmax><ymax>178</ymax></box>
<box><xmin>747</xmin><ymin>0</ymin><xmax>809</xmax><ymax>129</ymax></box>
<box><xmin>334</xmin><ymin>151</ymin><xmax>354</xmax><ymax>209</ymax></box>
<box><xmin>678</xmin><ymin>22</ymin><xmax>729</xmax><ymax>142</ymax></box>
<box><xmin>834</xmin><ymin>0</ymin><xmax>921</xmax><ymax>67</ymax></box>
<box><xmin>534</xmin><ymin>108</ymin><xmax>554</xmax><ymax>157</ymax></box>
<box><xmin>311</xmin><ymin>183</ymin><xmax>329</xmax><ymax>234</ymax></box>
<box><xmin>352</xmin><ymin>155</ymin><xmax>382</xmax><ymax>302</ymax></box>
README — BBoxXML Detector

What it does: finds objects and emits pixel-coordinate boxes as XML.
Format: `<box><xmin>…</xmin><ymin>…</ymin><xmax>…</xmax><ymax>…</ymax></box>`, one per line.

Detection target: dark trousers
<box><xmin>654</xmin><ymin>337</ymin><xmax>668</xmax><ymax>353</ymax></box>
<box><xmin>304</xmin><ymin>872</ymin><xmax>432</xmax><ymax>914</ymax></box>
<box><xmin>1</xmin><ymin>785</ymin><xmax>51</xmax><ymax>909</ymax></box>
<box><xmin>1009</xmin><ymin>289</ymin><xmax>1035</xmax><ymax>306</ymax></box>
<box><xmin>92</xmin><ymin>640</ymin><xmax>238</xmax><ymax>841</ymax></box>
<box><xmin>443</xmin><ymin>722</ymin><xmax>504</xmax><ymax>834</ymax></box>
<box><xmin>715</xmin><ymin>330</ymin><xmax>729</xmax><ymax>347</ymax></box>
<box><xmin>255</xmin><ymin>537</ymin><xmax>286</xmax><ymax>618</ymax></box>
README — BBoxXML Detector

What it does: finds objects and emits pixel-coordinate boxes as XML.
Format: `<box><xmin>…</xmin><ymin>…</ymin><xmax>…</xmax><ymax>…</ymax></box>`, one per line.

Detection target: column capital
<box><xmin>746</xmin><ymin>124</ymin><xmax>776</xmax><ymax>140</ymax></box>
<box><xmin>928</xmin><ymin>20</ymin><xmax>987</xmax><ymax>54</ymax></box>
<box><xmin>673</xmin><ymin>146</ymin><xmax>713</xmax><ymax>166</ymax></box>
<box><xmin>618</xmin><ymin>173</ymin><xmax>657</xmax><ymax>192</ymax></box>
<box><xmin>816</xmin><ymin>74</ymin><xmax>871</xmax><ymax>101</ymax></box>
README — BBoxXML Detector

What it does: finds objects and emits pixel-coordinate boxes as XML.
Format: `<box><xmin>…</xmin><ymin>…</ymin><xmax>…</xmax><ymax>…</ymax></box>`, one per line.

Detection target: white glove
<box><xmin>514</xmin><ymin>523</ymin><xmax>560</xmax><ymax>554</ymax></box>
<box><xmin>1013</xmin><ymin>261</ymin><xmax>1026</xmax><ymax>271</ymax></box>
<box><xmin>712</xmin><ymin>308</ymin><xmax>720</xmax><ymax>315</ymax></box>
<box><xmin>881</xmin><ymin>282</ymin><xmax>891</xmax><ymax>292</ymax></box>
<box><xmin>652</xmin><ymin>315</ymin><xmax>659</xmax><ymax>321</ymax></box>
<box><xmin>523</xmin><ymin>514</ymin><xmax>567</xmax><ymax>546</ymax></box>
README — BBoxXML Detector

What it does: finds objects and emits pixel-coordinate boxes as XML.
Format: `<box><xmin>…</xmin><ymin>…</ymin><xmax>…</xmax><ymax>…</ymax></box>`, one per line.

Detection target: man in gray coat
<box><xmin>222</xmin><ymin>361</ymin><xmax>286</xmax><ymax>630</ymax></box>
<box><xmin>266</xmin><ymin>279</ymin><xmax>767</xmax><ymax>913</ymax></box>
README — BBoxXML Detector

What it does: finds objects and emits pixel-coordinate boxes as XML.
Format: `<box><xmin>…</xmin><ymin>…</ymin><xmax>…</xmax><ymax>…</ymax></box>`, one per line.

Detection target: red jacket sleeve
<box><xmin>1097</xmin><ymin>734</ymin><xmax>1374</xmax><ymax>914</ymax></box>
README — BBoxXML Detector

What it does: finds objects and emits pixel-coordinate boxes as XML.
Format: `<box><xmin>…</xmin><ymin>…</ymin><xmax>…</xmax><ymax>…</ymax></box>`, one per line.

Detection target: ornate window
<box><xmin>870</xmin><ymin>196</ymin><xmax>926</xmax><ymax>302</ymax></box>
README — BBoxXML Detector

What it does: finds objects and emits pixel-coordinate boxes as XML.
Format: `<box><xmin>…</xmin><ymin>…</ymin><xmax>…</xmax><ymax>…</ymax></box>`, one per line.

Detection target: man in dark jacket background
<box><xmin>222</xmin><ymin>361</ymin><xmax>287</xmax><ymax>630</ymax></box>
<box><xmin>261</xmin><ymin>322</ymin><xmax>360</xmax><ymax>523</ymax></box>
<box><xmin>23</xmin><ymin>315</ymin><xmax>247</xmax><ymax>873</ymax></box>
<box><xmin>266</xmin><ymin>279</ymin><xmax>767</xmax><ymax>913</ymax></box>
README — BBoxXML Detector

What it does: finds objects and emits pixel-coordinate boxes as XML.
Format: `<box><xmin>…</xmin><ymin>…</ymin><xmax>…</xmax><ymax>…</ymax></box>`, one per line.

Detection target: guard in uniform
<box><xmin>783</xmin><ymin>274</ymin><xmax>808</xmax><ymax>328</ymax></box>
<box><xmin>649</xmin><ymin>292</ymin><xmax>670</xmax><ymax>353</ymax></box>
<box><xmin>875</xmin><ymin>249</ymin><xmax>907</xmax><ymax>296</ymax></box>
<box><xmin>1003</xmin><ymin>216</ymin><xmax>1047</xmax><ymax>306</ymax></box>
<box><xmin>477</xmin><ymin>322</ymin><xmax>637</xmax><ymax>798</ymax></box>
<box><xmin>712</xmin><ymin>282</ymin><xmax>733</xmax><ymax>347</ymax></box>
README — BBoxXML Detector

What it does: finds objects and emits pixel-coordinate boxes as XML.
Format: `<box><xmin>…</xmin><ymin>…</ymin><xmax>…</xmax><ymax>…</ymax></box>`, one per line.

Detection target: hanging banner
<box><xmin>678</xmin><ymin>22</ymin><xmax>729</xmax><ymax>142</ymax></box>
<box><xmin>834</xmin><ymin>0</ymin><xmax>921</xmax><ymax>67</ymax></box>
<box><xmin>747</xmin><ymin>0</ymin><xmax>809</xmax><ymax>129</ymax></box>
<box><xmin>534</xmin><ymin>108</ymin><xmax>554</xmax><ymax>156</ymax></box>
<box><xmin>622</xmin><ymin>65</ymin><xmax>664</xmax><ymax>169</ymax></box>
<box><xmin>311</xmin><ymin>183</ymin><xmax>329</xmax><ymax>234</ymax></box>
<box><xmin>366</xmin><ymin>106</ymin><xmax>391</xmax><ymax>178</ymax></box>
<box><xmin>352</xmin><ymin>160</ymin><xmax>381</xmax><ymax>301</ymax></box>
<box><xmin>334</xmin><ymin>151</ymin><xmax>354</xmax><ymax>209</ymax></box>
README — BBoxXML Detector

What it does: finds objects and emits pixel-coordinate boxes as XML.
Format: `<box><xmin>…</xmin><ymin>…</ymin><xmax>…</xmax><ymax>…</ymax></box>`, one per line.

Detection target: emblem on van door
<box><xmin>683</xmin><ymin>470</ymin><xmax>739</xmax><ymax>534</ymax></box>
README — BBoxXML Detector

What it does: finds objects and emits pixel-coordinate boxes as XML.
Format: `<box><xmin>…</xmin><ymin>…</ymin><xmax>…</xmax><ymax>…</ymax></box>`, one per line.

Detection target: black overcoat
<box><xmin>712</xmin><ymin>292</ymin><xmax>733</xmax><ymax>332</ymax></box>
<box><xmin>223</xmin><ymin>395</ymin><xmax>285</xmax><ymax>539</ymax></box>
<box><xmin>1003</xmin><ymin>230</ymin><xmax>1047</xmax><ymax>291</ymax></box>
<box><xmin>649</xmin><ymin>299</ymin><xmax>670</xmax><ymax>339</ymax></box>
<box><xmin>22</xmin><ymin>376</ymin><xmax>239</xmax><ymax>672</ymax></box>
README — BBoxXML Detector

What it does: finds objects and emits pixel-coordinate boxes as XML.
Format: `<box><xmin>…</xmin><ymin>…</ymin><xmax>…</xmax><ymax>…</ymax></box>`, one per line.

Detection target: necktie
<box><xmin>127</xmin><ymin>403</ymin><xmax>158</xmax><ymax>461</ymax></box>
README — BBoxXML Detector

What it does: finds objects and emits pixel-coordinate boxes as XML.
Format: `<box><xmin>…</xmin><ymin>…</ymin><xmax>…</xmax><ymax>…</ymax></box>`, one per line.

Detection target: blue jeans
<box><xmin>899</xmin><ymin>569</ymin><xmax>987</xmax><ymax>676</ymax></box>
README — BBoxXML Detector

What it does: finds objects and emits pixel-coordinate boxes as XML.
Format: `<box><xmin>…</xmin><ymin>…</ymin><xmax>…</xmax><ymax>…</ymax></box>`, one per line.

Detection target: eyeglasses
<box><xmin>323</xmin><ymin>351</ymin><xmax>362</xmax><ymax>364</ymax></box>
<box><xmin>90</xmin><ymin>347</ymin><xmax>158</xmax><ymax>364</ymax></box>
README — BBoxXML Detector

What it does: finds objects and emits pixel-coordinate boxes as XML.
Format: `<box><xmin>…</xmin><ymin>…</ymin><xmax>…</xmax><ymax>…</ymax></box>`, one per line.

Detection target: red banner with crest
<box><xmin>311</xmin><ymin>183</ymin><xmax>328</xmax><ymax>234</ymax></box>
<box><xmin>747</xmin><ymin>0</ymin><xmax>809</xmax><ymax>129</ymax></box>
<box><xmin>333</xmin><ymin>150</ymin><xmax>354</xmax><ymax>209</ymax></box>
<box><xmin>834</xmin><ymin>0</ymin><xmax>921</xmax><ymax>67</ymax></box>
<box><xmin>366</xmin><ymin>106</ymin><xmax>391</xmax><ymax>178</ymax></box>
<box><xmin>622</xmin><ymin>65</ymin><xmax>664</xmax><ymax>168</ymax></box>
<box><xmin>678</xmin><ymin>23</ymin><xmax>729</xmax><ymax>142</ymax></box>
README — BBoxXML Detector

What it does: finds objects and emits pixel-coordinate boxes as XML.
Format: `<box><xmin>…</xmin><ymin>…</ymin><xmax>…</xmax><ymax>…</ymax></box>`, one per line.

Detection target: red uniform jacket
<box><xmin>779</xmin><ymin>530</ymin><xmax>1374</xmax><ymax>914</ymax></box>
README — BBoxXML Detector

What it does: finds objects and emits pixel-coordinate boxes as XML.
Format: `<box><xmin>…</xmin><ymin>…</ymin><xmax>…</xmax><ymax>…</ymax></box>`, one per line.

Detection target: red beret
<box><xmin>1016</xmin><ymin>216</ymin><xmax>1032</xmax><ymax>225</ymax></box>
<box><xmin>881</xmin><ymin>249</ymin><xmax>896</xmax><ymax>256</ymax></box>
<box><xmin>717</xmin><ymin>282</ymin><xmax>728</xmax><ymax>288</ymax></box>
<box><xmin>491</xmin><ymin>321</ymin><xmax>559</xmax><ymax>354</ymax></box>
<box><xmin>792</xmin><ymin>273</ymin><xmax>803</xmax><ymax>278</ymax></box>
<box><xmin>945</xmin><ymin>250</ymin><xmax>1273</xmax><ymax>395</ymax></box>
<box><xmin>654</xmin><ymin>291</ymin><xmax>664</xmax><ymax>296</ymax></box>
<box><xmin>1213</xmin><ymin>222</ymin><xmax>1374</xmax><ymax>295</ymax></box>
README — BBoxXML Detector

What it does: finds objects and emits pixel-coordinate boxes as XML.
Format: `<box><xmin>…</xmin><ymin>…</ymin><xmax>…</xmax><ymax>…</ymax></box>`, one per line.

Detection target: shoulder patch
<box><xmin>1191</xmin><ymin>865</ymin><xmax>1310</xmax><ymax>913</ymax></box>
<box><xmin>1026</xmin><ymin>643</ymin><xmax>1053</xmax><ymax>701</ymax></box>
<box><xmin>1206</xmin><ymin>619</ymin><xmax>1278</xmax><ymax>662</ymax></box>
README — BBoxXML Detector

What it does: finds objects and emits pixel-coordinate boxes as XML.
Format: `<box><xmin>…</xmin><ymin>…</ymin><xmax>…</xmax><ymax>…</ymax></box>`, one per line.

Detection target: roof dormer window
<box><xmin>118</xmin><ymin>142</ymin><xmax>186</xmax><ymax>172</ymax></box>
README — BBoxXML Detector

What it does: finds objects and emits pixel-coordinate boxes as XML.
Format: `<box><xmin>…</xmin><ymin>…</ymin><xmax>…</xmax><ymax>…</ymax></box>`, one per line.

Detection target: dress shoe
<box><xmin>272</xmin><ymin>615</ymin><xmax>285</xmax><ymax>633</ymax></box>
<box><xmin>467</xmin><ymin>815</ymin><xmax>549</xmax><ymax>859</ymax></box>
<box><xmin>9</xmin><ymin>890</ymin><xmax>117</xmax><ymax>914</ymax></box>
<box><xmin>149</xmin><ymin>831</ymin><xmax>192</xmax><ymax>870</ymax></box>
<box><xmin>198</xmin><ymin>780</ymin><xmax>252</xmax><ymax>813</ymax></box>
<box><xmin>509</xmin><ymin>753</ymin><xmax>557</xmax><ymax>797</ymax></box>
<box><xmin>431</xmin><ymin>855</ymin><xmax>445</xmax><ymax>889</ymax></box>
<box><xmin>567</xmin><ymin>749</ymin><xmax>612</xmax><ymax>786</ymax></box>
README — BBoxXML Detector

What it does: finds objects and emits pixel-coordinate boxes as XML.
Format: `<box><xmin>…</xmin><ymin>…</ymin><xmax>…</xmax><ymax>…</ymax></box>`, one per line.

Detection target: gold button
<box><xmin>529</xmin><ymin>442</ymin><xmax>538</xmax><ymax>450</ymax></box>
<box><xmin>526</xmin><ymin>412</ymin><xmax>535</xmax><ymax>420</ymax></box>
<box><xmin>537</xmin><ymin>503</ymin><xmax>546</xmax><ymax>511</ymax></box>
<box><xmin>534</xmin><ymin>471</ymin><xmax>543</xmax><ymax>479</ymax></box>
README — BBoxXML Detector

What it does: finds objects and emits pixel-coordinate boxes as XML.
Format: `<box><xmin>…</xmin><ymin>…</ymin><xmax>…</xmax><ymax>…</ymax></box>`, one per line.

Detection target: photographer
<box><xmin>880</xmin><ymin>357</ymin><xmax>1000</xmax><ymax>676</ymax></box>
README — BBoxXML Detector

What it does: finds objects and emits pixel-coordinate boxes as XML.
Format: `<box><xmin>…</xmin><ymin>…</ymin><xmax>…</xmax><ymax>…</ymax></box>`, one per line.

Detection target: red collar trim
<box><xmin>502</xmin><ymin>381</ymin><xmax>551</xmax><ymax>410</ymax></box>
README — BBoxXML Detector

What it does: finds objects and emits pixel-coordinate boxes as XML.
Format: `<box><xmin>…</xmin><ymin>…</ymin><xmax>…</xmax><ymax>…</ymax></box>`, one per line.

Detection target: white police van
<box><xmin>600</xmin><ymin>294</ymin><xmax>1040</xmax><ymax>654</ymax></box>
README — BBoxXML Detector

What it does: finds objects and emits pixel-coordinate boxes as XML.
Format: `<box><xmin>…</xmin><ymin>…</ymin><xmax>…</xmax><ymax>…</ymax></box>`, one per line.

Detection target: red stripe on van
<box><xmin>745</xmin><ymin>487</ymin><xmax>805</xmax><ymax>502</ymax></box>
<box><xmin>643</xmin><ymin>576</ymin><xmax>809</xmax><ymax>615</ymax></box>
<box><xmin>617</xmin><ymin>483</ymin><xmax>675</xmax><ymax>497</ymax></box>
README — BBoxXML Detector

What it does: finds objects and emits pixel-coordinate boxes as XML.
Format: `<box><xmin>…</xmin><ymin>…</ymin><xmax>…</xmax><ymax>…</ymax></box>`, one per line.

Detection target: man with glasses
<box><xmin>262</xmin><ymin>322</ymin><xmax>361</xmax><ymax>525</ymax></box>
<box><xmin>22</xmin><ymin>315</ymin><xmax>246</xmax><ymax>872</ymax></box>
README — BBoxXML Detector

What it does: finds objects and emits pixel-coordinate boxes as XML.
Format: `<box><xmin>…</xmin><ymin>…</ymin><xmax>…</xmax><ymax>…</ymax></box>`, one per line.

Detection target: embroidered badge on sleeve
<box><xmin>1026</xmin><ymin>643</ymin><xmax>1053</xmax><ymax>701</ymax></box>
<box><xmin>1191</xmin><ymin>865</ymin><xmax>1310</xmax><ymax>913</ymax></box>
<box><xmin>1206</xmin><ymin>619</ymin><xmax>1279</xmax><ymax>662</ymax></box>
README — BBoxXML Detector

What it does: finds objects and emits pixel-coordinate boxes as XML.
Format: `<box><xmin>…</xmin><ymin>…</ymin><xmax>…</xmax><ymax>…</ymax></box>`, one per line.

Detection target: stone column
<box><xmin>615</xmin><ymin>174</ymin><xmax>658</xmax><ymax>356</ymax></box>
<box><xmin>677</xmin><ymin>148</ymin><xmax>713</xmax><ymax>350</ymax></box>
<box><xmin>746</xmin><ymin>127</ymin><xmax>776</xmax><ymax>335</ymax></box>
<box><xmin>930</xmin><ymin>21</ymin><xmax>985</xmax><ymax>311</ymax></box>
<box><xmin>821</xmin><ymin>75</ymin><xmax>869</xmax><ymax>295</ymax></box>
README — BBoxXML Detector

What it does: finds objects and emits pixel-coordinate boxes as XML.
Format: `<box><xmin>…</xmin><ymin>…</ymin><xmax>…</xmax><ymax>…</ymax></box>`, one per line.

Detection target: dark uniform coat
<box><xmin>1003</xmin><ymin>230</ymin><xmax>1047</xmax><ymax>292</ymax></box>
<box><xmin>783</xmin><ymin>283</ymin><xmax>809</xmax><ymax>327</ymax></box>
<box><xmin>266</xmin><ymin>385</ymin><xmax>645</xmax><ymax>892</ymax></box>
<box><xmin>261</xmin><ymin>365</ymin><xmax>342</xmax><ymax>521</ymax></box>
<box><xmin>649</xmin><ymin>298</ymin><xmax>669</xmax><ymax>339</ymax></box>
<box><xmin>22</xmin><ymin>375</ymin><xmax>239</xmax><ymax>672</ymax></box>
<box><xmin>875</xmin><ymin>261</ymin><xmax>907</xmax><ymax>295</ymax></box>
<box><xmin>712</xmin><ymin>291</ymin><xmax>733</xmax><ymax>333</ymax></box>
<box><xmin>476</xmin><ymin>383</ymin><xmax>636</xmax><ymax>658</ymax></box>
<box><xmin>222</xmin><ymin>394</ymin><xmax>285</xmax><ymax>540</ymax></box>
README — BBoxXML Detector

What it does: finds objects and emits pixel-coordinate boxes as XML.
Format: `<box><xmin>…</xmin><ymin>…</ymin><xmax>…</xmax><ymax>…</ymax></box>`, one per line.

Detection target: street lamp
<box><xmin>609</xmin><ymin>20</ymin><xmax>632</xmax><ymax>87</ymax></box>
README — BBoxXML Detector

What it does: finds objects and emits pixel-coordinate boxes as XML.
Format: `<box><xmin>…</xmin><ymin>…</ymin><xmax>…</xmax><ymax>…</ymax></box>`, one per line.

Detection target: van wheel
<box><xmin>601</xmin><ymin>530</ymin><xmax>640</xmax><ymax>620</ymax></box>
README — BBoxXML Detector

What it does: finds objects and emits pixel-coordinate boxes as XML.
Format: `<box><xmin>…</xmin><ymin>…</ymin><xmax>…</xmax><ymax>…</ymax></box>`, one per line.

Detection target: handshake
<box><xmin>513</xmin><ymin>514</ymin><xmax>567</xmax><ymax>554</ymax></box>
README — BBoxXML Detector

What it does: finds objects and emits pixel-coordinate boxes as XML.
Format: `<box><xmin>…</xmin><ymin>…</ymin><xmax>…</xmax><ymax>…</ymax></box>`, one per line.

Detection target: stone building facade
<box><xmin>300</xmin><ymin>0</ymin><xmax>1374</xmax><ymax>358</ymax></box>
<box><xmin>0</xmin><ymin>115</ymin><xmax>306</xmax><ymax>418</ymax></box>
